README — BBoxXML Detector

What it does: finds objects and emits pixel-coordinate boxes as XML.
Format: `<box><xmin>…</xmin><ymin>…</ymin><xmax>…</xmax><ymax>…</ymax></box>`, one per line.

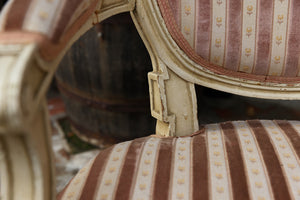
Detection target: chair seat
<box><xmin>156</xmin><ymin>0</ymin><xmax>300</xmax><ymax>81</ymax></box>
<box><xmin>57</xmin><ymin>120</ymin><xmax>300</xmax><ymax>200</ymax></box>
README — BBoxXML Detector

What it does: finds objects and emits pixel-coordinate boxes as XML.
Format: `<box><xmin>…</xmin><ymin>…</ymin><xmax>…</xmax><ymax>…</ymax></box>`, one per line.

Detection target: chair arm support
<box><xmin>148</xmin><ymin>62</ymin><xmax>199</xmax><ymax>137</ymax></box>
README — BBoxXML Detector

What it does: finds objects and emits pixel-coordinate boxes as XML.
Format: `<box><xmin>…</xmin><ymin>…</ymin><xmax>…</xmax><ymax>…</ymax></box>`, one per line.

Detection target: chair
<box><xmin>1</xmin><ymin>0</ymin><xmax>300</xmax><ymax>199</ymax></box>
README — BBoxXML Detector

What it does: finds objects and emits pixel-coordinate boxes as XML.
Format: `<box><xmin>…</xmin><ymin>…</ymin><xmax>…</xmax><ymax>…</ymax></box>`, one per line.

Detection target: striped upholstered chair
<box><xmin>1</xmin><ymin>0</ymin><xmax>300</xmax><ymax>199</ymax></box>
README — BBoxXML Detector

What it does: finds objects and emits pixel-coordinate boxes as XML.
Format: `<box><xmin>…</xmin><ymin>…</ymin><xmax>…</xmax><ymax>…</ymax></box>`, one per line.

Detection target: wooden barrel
<box><xmin>55</xmin><ymin>13</ymin><xmax>155</xmax><ymax>147</ymax></box>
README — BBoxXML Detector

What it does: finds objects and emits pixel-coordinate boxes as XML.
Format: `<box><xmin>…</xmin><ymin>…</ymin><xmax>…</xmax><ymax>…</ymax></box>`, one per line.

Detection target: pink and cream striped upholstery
<box><xmin>157</xmin><ymin>0</ymin><xmax>300</xmax><ymax>82</ymax></box>
<box><xmin>3</xmin><ymin>1</ymin><xmax>300</xmax><ymax>199</ymax></box>
<box><xmin>58</xmin><ymin>120</ymin><xmax>300</xmax><ymax>200</ymax></box>
<box><xmin>0</xmin><ymin>0</ymin><xmax>98</xmax><ymax>60</ymax></box>
<box><xmin>2</xmin><ymin>0</ymin><xmax>300</xmax><ymax>82</ymax></box>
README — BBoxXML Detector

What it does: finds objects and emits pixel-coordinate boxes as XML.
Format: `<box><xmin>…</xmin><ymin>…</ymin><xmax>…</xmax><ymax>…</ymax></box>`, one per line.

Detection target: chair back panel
<box><xmin>131</xmin><ymin>0</ymin><xmax>300</xmax><ymax>136</ymax></box>
<box><xmin>156</xmin><ymin>0</ymin><xmax>300</xmax><ymax>83</ymax></box>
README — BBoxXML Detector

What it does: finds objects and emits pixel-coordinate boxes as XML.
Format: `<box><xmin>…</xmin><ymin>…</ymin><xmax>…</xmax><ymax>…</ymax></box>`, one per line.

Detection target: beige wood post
<box><xmin>148</xmin><ymin>59</ymin><xmax>199</xmax><ymax>137</ymax></box>
<box><xmin>131</xmin><ymin>0</ymin><xmax>199</xmax><ymax>137</ymax></box>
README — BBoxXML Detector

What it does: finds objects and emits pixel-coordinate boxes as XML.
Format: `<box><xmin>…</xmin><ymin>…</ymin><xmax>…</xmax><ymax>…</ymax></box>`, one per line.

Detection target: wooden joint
<box><xmin>148</xmin><ymin>67</ymin><xmax>199</xmax><ymax>137</ymax></box>
<box><xmin>148</xmin><ymin>71</ymin><xmax>175</xmax><ymax>136</ymax></box>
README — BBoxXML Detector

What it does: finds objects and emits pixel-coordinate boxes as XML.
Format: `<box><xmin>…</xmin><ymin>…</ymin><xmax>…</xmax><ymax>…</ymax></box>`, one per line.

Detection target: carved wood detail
<box><xmin>148</xmin><ymin>59</ymin><xmax>198</xmax><ymax>136</ymax></box>
<box><xmin>131</xmin><ymin>0</ymin><xmax>300</xmax><ymax>100</ymax></box>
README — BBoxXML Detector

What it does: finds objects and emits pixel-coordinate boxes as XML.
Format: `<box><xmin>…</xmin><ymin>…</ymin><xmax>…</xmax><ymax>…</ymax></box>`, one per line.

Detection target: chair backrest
<box><xmin>159</xmin><ymin>0</ymin><xmax>300</xmax><ymax>78</ymax></box>
<box><xmin>131</xmin><ymin>0</ymin><xmax>300</xmax><ymax>137</ymax></box>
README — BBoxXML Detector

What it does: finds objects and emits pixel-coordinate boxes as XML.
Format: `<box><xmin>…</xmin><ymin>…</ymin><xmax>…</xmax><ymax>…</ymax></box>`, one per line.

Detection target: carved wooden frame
<box><xmin>132</xmin><ymin>0</ymin><xmax>300</xmax><ymax>100</ymax></box>
<box><xmin>131</xmin><ymin>0</ymin><xmax>300</xmax><ymax>137</ymax></box>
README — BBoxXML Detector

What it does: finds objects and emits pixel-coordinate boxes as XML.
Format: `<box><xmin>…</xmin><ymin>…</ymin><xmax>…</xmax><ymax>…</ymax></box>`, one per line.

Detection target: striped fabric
<box><xmin>2</xmin><ymin>0</ymin><xmax>300</xmax><ymax>83</ymax></box>
<box><xmin>157</xmin><ymin>0</ymin><xmax>300</xmax><ymax>81</ymax></box>
<box><xmin>0</xmin><ymin>0</ymin><xmax>98</xmax><ymax>60</ymax></box>
<box><xmin>0</xmin><ymin>0</ymin><xmax>95</xmax><ymax>42</ymax></box>
<box><xmin>58</xmin><ymin>120</ymin><xmax>300</xmax><ymax>200</ymax></box>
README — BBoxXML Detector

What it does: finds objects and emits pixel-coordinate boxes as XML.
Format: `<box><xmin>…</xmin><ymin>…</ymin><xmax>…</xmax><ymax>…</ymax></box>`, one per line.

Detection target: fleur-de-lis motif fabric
<box><xmin>0</xmin><ymin>0</ymin><xmax>98</xmax><ymax>60</ymax></box>
<box><xmin>157</xmin><ymin>0</ymin><xmax>300</xmax><ymax>81</ymax></box>
<box><xmin>58</xmin><ymin>120</ymin><xmax>300</xmax><ymax>200</ymax></box>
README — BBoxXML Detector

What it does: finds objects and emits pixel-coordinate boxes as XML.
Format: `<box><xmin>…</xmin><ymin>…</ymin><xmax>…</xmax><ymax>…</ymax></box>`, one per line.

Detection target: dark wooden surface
<box><xmin>55</xmin><ymin>13</ymin><xmax>155</xmax><ymax>144</ymax></box>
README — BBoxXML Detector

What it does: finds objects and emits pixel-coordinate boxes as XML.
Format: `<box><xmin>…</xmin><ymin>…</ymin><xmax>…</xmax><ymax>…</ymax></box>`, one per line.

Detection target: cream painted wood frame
<box><xmin>1</xmin><ymin>0</ymin><xmax>300</xmax><ymax>199</ymax></box>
